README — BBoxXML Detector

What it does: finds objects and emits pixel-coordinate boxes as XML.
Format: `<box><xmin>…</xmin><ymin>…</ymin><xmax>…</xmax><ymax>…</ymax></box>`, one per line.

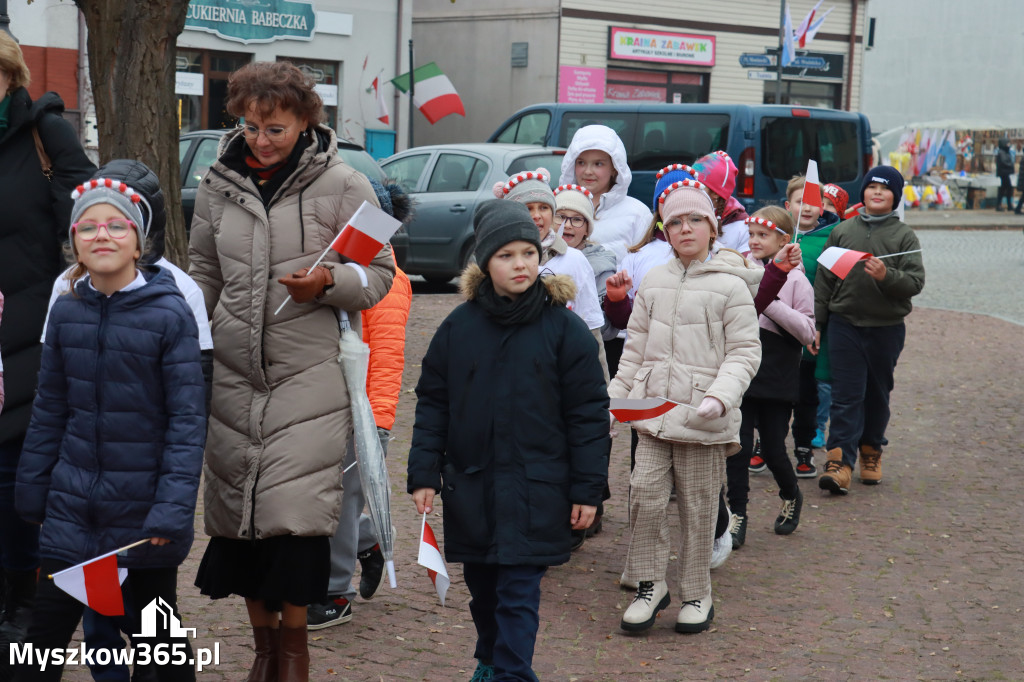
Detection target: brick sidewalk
<box><xmin>58</xmin><ymin>301</ymin><xmax>1023</xmax><ymax>681</ymax></box>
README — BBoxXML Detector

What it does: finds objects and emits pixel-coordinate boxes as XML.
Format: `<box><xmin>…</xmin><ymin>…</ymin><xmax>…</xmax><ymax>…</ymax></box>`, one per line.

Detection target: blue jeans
<box><xmin>826</xmin><ymin>315</ymin><xmax>906</xmax><ymax>468</ymax></box>
<box><xmin>462</xmin><ymin>563</ymin><xmax>547</xmax><ymax>682</ymax></box>
<box><xmin>816</xmin><ymin>381</ymin><xmax>832</xmax><ymax>432</ymax></box>
<box><xmin>0</xmin><ymin>436</ymin><xmax>40</xmax><ymax>571</ymax></box>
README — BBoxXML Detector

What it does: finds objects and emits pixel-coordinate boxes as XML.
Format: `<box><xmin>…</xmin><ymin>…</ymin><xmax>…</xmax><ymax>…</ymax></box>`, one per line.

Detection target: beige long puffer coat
<box><xmin>608</xmin><ymin>249</ymin><xmax>762</xmax><ymax>450</ymax></box>
<box><xmin>188</xmin><ymin>127</ymin><xmax>395</xmax><ymax>540</ymax></box>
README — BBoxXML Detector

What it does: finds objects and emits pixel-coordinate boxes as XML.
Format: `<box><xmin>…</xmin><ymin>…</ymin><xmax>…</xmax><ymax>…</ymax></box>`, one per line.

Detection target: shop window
<box><xmin>763</xmin><ymin>80</ymin><xmax>841</xmax><ymax>109</ymax></box>
<box><xmin>603</xmin><ymin>68</ymin><xmax>708</xmax><ymax>104</ymax></box>
<box><xmin>761</xmin><ymin>117</ymin><xmax>860</xmax><ymax>183</ymax></box>
<box><xmin>284</xmin><ymin>58</ymin><xmax>340</xmax><ymax>132</ymax></box>
<box><xmin>426</xmin><ymin>154</ymin><xmax>486</xmax><ymax>193</ymax></box>
<box><xmin>175</xmin><ymin>49</ymin><xmax>251</xmax><ymax>131</ymax></box>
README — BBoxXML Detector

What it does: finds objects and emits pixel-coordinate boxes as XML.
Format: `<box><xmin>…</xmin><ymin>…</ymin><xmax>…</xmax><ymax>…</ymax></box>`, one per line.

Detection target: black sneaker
<box><xmin>748</xmin><ymin>438</ymin><xmax>766</xmax><ymax>473</ymax></box>
<box><xmin>358</xmin><ymin>544</ymin><xmax>386</xmax><ymax>600</ymax></box>
<box><xmin>307</xmin><ymin>597</ymin><xmax>352</xmax><ymax>630</ymax></box>
<box><xmin>794</xmin><ymin>446</ymin><xmax>816</xmax><ymax>478</ymax></box>
<box><xmin>774</xmin><ymin>488</ymin><xmax>803</xmax><ymax>535</ymax></box>
<box><xmin>730</xmin><ymin>513</ymin><xmax>747</xmax><ymax>549</ymax></box>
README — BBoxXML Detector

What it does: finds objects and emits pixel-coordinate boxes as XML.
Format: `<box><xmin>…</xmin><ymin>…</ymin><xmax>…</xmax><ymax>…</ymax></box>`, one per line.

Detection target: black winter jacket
<box><xmin>407</xmin><ymin>266</ymin><xmax>609</xmax><ymax>567</ymax></box>
<box><xmin>16</xmin><ymin>268</ymin><xmax>206</xmax><ymax>568</ymax></box>
<box><xmin>996</xmin><ymin>139</ymin><xmax>1014</xmax><ymax>178</ymax></box>
<box><xmin>0</xmin><ymin>88</ymin><xmax>96</xmax><ymax>444</ymax></box>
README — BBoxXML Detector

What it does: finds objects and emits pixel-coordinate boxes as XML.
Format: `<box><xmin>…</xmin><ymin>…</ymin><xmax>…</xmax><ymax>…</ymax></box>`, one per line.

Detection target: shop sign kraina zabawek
<box><xmin>608</xmin><ymin>27</ymin><xmax>715</xmax><ymax>67</ymax></box>
<box><xmin>185</xmin><ymin>0</ymin><xmax>315</xmax><ymax>44</ymax></box>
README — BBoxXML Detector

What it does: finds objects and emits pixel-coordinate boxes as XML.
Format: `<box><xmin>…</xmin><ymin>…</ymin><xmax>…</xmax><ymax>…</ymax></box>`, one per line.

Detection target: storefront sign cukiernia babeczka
<box><xmin>185</xmin><ymin>0</ymin><xmax>316</xmax><ymax>44</ymax></box>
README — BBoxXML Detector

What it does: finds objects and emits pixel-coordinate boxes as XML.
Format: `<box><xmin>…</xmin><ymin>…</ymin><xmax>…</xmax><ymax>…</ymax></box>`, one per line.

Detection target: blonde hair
<box><xmin>628</xmin><ymin>210</ymin><xmax>663</xmax><ymax>253</ymax></box>
<box><xmin>785</xmin><ymin>175</ymin><xmax>805</xmax><ymax>202</ymax></box>
<box><xmin>750</xmin><ymin>205</ymin><xmax>795</xmax><ymax>239</ymax></box>
<box><xmin>0</xmin><ymin>31</ymin><xmax>30</xmax><ymax>93</ymax></box>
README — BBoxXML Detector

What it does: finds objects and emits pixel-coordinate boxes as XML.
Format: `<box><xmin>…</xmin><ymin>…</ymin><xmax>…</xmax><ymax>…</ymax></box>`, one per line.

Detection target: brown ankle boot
<box><xmin>278</xmin><ymin>625</ymin><xmax>310</xmax><ymax>681</ymax></box>
<box><xmin>245</xmin><ymin>626</ymin><xmax>279</xmax><ymax>682</ymax></box>
<box><xmin>818</xmin><ymin>448</ymin><xmax>852</xmax><ymax>495</ymax></box>
<box><xmin>859</xmin><ymin>445</ymin><xmax>882</xmax><ymax>485</ymax></box>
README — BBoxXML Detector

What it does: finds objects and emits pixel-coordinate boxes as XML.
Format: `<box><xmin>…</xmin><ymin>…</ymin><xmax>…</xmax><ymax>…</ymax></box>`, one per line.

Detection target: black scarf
<box><xmin>475</xmin><ymin>276</ymin><xmax>549</xmax><ymax>326</ymax></box>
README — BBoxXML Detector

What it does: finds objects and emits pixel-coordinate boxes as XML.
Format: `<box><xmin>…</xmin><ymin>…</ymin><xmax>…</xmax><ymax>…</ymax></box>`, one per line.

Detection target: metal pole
<box><xmin>0</xmin><ymin>0</ymin><xmax>16</xmax><ymax>39</ymax></box>
<box><xmin>776</xmin><ymin>0</ymin><xmax>784</xmax><ymax>104</ymax></box>
<box><xmin>408</xmin><ymin>39</ymin><xmax>414</xmax><ymax>149</ymax></box>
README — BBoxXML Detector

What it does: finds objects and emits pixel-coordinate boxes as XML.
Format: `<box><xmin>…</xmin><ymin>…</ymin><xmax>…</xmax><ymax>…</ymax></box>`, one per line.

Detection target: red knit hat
<box><xmin>691</xmin><ymin>151</ymin><xmax>737</xmax><ymax>201</ymax></box>
<box><xmin>822</xmin><ymin>184</ymin><xmax>849</xmax><ymax>217</ymax></box>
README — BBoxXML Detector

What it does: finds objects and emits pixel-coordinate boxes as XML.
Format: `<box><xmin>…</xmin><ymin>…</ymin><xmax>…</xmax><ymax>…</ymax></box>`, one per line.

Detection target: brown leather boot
<box><xmin>859</xmin><ymin>445</ymin><xmax>882</xmax><ymax>485</ymax></box>
<box><xmin>818</xmin><ymin>448</ymin><xmax>852</xmax><ymax>495</ymax></box>
<box><xmin>278</xmin><ymin>625</ymin><xmax>310</xmax><ymax>681</ymax></box>
<box><xmin>245</xmin><ymin>626</ymin><xmax>279</xmax><ymax>682</ymax></box>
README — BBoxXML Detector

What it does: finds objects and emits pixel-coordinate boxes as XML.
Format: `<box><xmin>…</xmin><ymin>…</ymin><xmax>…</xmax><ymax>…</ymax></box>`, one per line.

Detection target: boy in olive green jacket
<box><xmin>814</xmin><ymin>166</ymin><xmax>925</xmax><ymax>495</ymax></box>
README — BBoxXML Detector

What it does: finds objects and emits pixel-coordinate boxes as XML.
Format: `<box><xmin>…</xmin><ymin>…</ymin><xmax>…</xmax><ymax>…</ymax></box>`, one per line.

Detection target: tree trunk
<box><xmin>74</xmin><ymin>0</ymin><xmax>191</xmax><ymax>267</ymax></box>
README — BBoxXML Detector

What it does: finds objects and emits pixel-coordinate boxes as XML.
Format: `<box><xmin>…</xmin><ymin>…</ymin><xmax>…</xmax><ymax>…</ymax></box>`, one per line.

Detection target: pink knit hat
<box><xmin>658</xmin><ymin>179</ymin><xmax>718</xmax><ymax>234</ymax></box>
<box><xmin>692</xmin><ymin>151</ymin><xmax>738</xmax><ymax>201</ymax></box>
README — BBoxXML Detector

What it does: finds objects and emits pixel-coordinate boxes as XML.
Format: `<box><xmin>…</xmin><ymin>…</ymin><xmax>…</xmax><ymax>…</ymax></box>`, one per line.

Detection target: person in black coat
<box><xmin>1015</xmin><ymin>150</ymin><xmax>1024</xmax><ymax>215</ymax></box>
<box><xmin>995</xmin><ymin>137</ymin><xmax>1014</xmax><ymax>212</ymax></box>
<box><xmin>0</xmin><ymin>30</ymin><xmax>96</xmax><ymax>642</ymax></box>
<box><xmin>408</xmin><ymin>201</ymin><xmax>609</xmax><ymax>682</ymax></box>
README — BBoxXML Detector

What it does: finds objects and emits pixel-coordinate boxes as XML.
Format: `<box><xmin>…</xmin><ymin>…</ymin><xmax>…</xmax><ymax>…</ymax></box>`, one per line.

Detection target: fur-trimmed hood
<box><xmin>459</xmin><ymin>263</ymin><xmax>577</xmax><ymax>305</ymax></box>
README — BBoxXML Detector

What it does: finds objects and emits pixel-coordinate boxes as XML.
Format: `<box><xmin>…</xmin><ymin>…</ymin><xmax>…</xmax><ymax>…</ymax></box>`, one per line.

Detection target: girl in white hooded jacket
<box><xmin>559</xmin><ymin>124</ymin><xmax>652</xmax><ymax>267</ymax></box>
<box><xmin>610</xmin><ymin>179</ymin><xmax>761</xmax><ymax>636</ymax></box>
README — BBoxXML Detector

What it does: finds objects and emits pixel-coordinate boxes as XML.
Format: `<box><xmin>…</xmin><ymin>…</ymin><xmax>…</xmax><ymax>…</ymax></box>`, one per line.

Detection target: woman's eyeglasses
<box><xmin>239</xmin><ymin>123</ymin><xmax>292</xmax><ymax>142</ymax></box>
<box><xmin>72</xmin><ymin>219</ymin><xmax>137</xmax><ymax>241</ymax></box>
<box><xmin>555</xmin><ymin>213</ymin><xmax>587</xmax><ymax>229</ymax></box>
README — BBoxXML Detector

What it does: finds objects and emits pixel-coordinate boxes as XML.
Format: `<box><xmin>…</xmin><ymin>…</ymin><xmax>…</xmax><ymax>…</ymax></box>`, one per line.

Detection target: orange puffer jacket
<box><xmin>363</xmin><ymin>262</ymin><xmax>412</xmax><ymax>430</ymax></box>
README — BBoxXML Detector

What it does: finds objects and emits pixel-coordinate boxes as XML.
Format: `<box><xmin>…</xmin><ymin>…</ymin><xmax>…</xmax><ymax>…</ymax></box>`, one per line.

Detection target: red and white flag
<box><xmin>372</xmin><ymin>71</ymin><xmax>390</xmax><ymax>125</ymax></box>
<box><xmin>610</xmin><ymin>398</ymin><xmax>676</xmax><ymax>422</ymax></box>
<box><xmin>817</xmin><ymin>246</ymin><xmax>871</xmax><ymax>279</ymax></box>
<box><xmin>802</xmin><ymin>159</ymin><xmax>823</xmax><ymax>212</ymax></box>
<box><xmin>796</xmin><ymin>0</ymin><xmax>824</xmax><ymax>48</ymax></box>
<box><xmin>330</xmin><ymin>201</ymin><xmax>402</xmax><ymax>266</ymax></box>
<box><xmin>51</xmin><ymin>548</ymin><xmax>129</xmax><ymax>616</ymax></box>
<box><xmin>418</xmin><ymin>516</ymin><xmax>449</xmax><ymax>606</ymax></box>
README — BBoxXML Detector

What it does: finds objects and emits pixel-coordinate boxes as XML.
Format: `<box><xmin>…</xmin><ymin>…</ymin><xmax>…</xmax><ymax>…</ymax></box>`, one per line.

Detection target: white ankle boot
<box><xmin>675</xmin><ymin>591</ymin><xmax>714</xmax><ymax>633</ymax></box>
<box><xmin>620</xmin><ymin>580</ymin><xmax>670</xmax><ymax>632</ymax></box>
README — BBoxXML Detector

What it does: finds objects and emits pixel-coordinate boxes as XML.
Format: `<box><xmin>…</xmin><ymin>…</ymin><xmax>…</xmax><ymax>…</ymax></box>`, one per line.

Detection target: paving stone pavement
<box><xmin>54</xmin><ymin>230</ymin><xmax>1022</xmax><ymax>681</ymax></box>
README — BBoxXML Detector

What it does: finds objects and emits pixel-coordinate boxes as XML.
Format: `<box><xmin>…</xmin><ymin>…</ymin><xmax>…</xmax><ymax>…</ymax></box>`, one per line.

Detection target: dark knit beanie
<box><xmin>473</xmin><ymin>200</ymin><xmax>542</xmax><ymax>267</ymax></box>
<box><xmin>860</xmin><ymin>165</ymin><xmax>904</xmax><ymax>206</ymax></box>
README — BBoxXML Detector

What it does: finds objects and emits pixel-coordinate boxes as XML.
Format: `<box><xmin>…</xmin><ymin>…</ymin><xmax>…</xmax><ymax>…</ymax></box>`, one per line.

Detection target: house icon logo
<box><xmin>132</xmin><ymin>597</ymin><xmax>197</xmax><ymax>638</ymax></box>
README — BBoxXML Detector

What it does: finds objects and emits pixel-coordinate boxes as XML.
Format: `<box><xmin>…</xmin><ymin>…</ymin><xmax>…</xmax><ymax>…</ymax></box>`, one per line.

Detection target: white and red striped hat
<box><xmin>492</xmin><ymin>168</ymin><xmax>555</xmax><ymax>211</ymax></box>
<box><xmin>69</xmin><ymin>177</ymin><xmax>151</xmax><ymax>241</ymax></box>
<box><xmin>553</xmin><ymin>183</ymin><xmax>595</xmax><ymax>232</ymax></box>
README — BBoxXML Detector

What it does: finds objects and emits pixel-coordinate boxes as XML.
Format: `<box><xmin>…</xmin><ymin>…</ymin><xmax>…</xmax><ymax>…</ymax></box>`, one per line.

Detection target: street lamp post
<box><xmin>0</xmin><ymin>0</ymin><xmax>14</xmax><ymax>39</ymax></box>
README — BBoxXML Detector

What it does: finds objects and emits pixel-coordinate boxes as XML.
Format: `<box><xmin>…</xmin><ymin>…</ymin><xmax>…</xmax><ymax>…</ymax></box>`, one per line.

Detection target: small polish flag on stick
<box><xmin>816</xmin><ymin>246</ymin><xmax>871</xmax><ymax>279</ymax></box>
<box><xmin>49</xmin><ymin>538</ymin><xmax>149</xmax><ymax>617</ymax></box>
<box><xmin>802</xmin><ymin>159</ymin><xmax>823</xmax><ymax>212</ymax></box>
<box><xmin>610</xmin><ymin>398</ymin><xmax>680</xmax><ymax>422</ymax></box>
<box><xmin>372</xmin><ymin>70</ymin><xmax>390</xmax><ymax>125</ymax></box>
<box><xmin>418</xmin><ymin>514</ymin><xmax>450</xmax><ymax>606</ymax></box>
<box><xmin>274</xmin><ymin>201</ymin><xmax>401</xmax><ymax>315</ymax></box>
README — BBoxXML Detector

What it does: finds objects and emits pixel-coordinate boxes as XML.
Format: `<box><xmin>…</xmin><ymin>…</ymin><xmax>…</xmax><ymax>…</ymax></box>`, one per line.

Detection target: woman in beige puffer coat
<box><xmin>610</xmin><ymin>179</ymin><xmax>760</xmax><ymax>637</ymax></box>
<box><xmin>188</xmin><ymin>62</ymin><xmax>394</xmax><ymax>681</ymax></box>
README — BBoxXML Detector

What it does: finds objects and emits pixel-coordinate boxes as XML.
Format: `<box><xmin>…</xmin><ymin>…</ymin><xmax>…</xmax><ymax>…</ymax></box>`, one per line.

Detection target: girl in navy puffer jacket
<box><xmin>13</xmin><ymin>177</ymin><xmax>205</xmax><ymax>682</ymax></box>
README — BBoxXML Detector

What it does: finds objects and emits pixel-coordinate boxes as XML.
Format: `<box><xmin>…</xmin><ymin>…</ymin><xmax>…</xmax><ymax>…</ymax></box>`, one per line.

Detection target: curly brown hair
<box><xmin>226</xmin><ymin>61</ymin><xmax>324</xmax><ymax>124</ymax></box>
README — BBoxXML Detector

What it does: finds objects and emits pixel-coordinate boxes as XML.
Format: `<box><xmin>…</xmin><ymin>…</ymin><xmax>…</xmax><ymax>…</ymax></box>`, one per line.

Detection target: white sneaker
<box><xmin>710</xmin><ymin>531</ymin><xmax>732</xmax><ymax>569</ymax></box>
<box><xmin>620</xmin><ymin>580</ymin><xmax>670</xmax><ymax>632</ymax></box>
<box><xmin>619</xmin><ymin>571</ymin><xmax>638</xmax><ymax>591</ymax></box>
<box><xmin>675</xmin><ymin>592</ymin><xmax>714</xmax><ymax>633</ymax></box>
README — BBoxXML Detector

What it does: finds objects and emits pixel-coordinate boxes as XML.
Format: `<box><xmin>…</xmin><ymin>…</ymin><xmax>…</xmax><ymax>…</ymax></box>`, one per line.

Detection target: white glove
<box><xmin>696</xmin><ymin>397</ymin><xmax>725</xmax><ymax>420</ymax></box>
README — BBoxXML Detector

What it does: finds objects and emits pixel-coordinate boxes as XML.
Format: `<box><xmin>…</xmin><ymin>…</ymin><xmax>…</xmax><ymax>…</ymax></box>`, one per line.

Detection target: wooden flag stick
<box><xmin>47</xmin><ymin>538</ymin><xmax>151</xmax><ymax>579</ymax></box>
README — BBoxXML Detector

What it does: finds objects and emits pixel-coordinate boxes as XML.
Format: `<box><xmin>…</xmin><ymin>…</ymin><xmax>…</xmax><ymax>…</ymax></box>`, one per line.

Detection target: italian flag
<box><xmin>391</xmin><ymin>63</ymin><xmax>465</xmax><ymax>125</ymax></box>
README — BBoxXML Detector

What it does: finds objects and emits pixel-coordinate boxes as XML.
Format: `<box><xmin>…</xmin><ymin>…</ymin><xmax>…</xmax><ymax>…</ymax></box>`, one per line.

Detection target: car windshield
<box><xmin>339</xmin><ymin>146</ymin><xmax>386</xmax><ymax>182</ymax></box>
<box><xmin>506</xmin><ymin>153</ymin><xmax>565</xmax><ymax>187</ymax></box>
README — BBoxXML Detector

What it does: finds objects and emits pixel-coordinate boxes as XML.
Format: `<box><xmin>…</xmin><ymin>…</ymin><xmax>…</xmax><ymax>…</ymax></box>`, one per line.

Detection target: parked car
<box><xmin>179</xmin><ymin>129</ymin><xmax>386</xmax><ymax>232</ymax></box>
<box><xmin>488</xmin><ymin>103</ymin><xmax>874</xmax><ymax>212</ymax></box>
<box><xmin>381</xmin><ymin>143</ymin><xmax>566</xmax><ymax>282</ymax></box>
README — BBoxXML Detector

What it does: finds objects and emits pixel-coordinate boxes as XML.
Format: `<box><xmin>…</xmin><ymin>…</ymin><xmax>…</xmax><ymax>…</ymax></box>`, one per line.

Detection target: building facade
<box><xmin>409</xmin><ymin>0</ymin><xmax>868</xmax><ymax>146</ymax></box>
<box><xmin>9</xmin><ymin>0</ymin><xmax>411</xmax><ymax>156</ymax></box>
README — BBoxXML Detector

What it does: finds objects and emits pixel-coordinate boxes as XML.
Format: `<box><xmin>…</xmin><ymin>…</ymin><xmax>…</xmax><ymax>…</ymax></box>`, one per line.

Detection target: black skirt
<box><xmin>195</xmin><ymin>535</ymin><xmax>330</xmax><ymax>610</ymax></box>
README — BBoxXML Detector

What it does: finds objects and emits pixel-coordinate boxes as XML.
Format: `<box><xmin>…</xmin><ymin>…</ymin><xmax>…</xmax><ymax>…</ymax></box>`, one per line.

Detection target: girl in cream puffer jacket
<box><xmin>609</xmin><ymin>180</ymin><xmax>761</xmax><ymax>636</ymax></box>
